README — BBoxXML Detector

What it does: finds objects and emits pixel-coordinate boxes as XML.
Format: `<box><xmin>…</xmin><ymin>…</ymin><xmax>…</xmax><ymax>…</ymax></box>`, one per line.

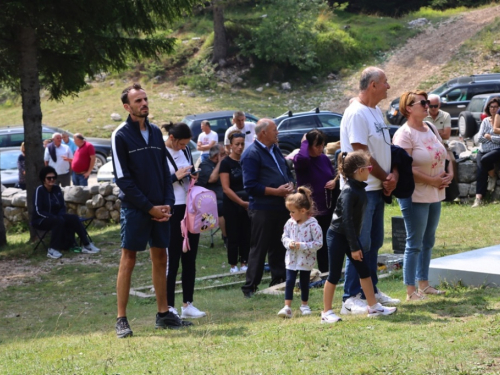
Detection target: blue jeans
<box><xmin>72</xmin><ymin>172</ymin><xmax>88</xmax><ymax>186</ymax></box>
<box><xmin>343</xmin><ymin>190</ymin><xmax>384</xmax><ymax>300</ymax></box>
<box><xmin>397</xmin><ymin>197</ymin><xmax>441</xmax><ymax>286</ymax></box>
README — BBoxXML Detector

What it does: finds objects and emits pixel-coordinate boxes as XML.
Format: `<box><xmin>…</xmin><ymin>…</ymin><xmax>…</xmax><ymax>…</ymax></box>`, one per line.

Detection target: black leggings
<box><xmin>224</xmin><ymin>198</ymin><xmax>250</xmax><ymax>265</ymax></box>
<box><xmin>285</xmin><ymin>269</ymin><xmax>311</xmax><ymax>302</ymax></box>
<box><xmin>167</xmin><ymin>204</ymin><xmax>200</xmax><ymax>307</ymax></box>
<box><xmin>34</xmin><ymin>214</ymin><xmax>89</xmax><ymax>250</ymax></box>
<box><xmin>476</xmin><ymin>149</ymin><xmax>500</xmax><ymax>195</ymax></box>
<box><xmin>326</xmin><ymin>228</ymin><xmax>371</xmax><ymax>284</ymax></box>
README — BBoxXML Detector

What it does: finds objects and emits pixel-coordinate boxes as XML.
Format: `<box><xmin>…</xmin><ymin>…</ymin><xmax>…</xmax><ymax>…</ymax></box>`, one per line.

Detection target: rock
<box><xmin>112</xmin><ymin>186</ymin><xmax>120</xmax><ymax>196</ymax></box>
<box><xmin>2</xmin><ymin>196</ymin><xmax>13</xmax><ymax>206</ymax></box>
<box><xmin>105</xmin><ymin>201</ymin><xmax>113</xmax><ymax>210</ymax></box>
<box><xmin>311</xmin><ymin>76</ymin><xmax>318</xmax><ymax>83</ymax></box>
<box><xmin>65</xmin><ymin>186</ymin><xmax>90</xmax><ymax>204</ymax></box>
<box><xmin>11</xmin><ymin>192</ymin><xmax>27</xmax><ymax>207</ymax></box>
<box><xmin>113</xmin><ymin>199</ymin><xmax>121</xmax><ymax>211</ymax></box>
<box><xmin>11</xmin><ymin>213</ymin><xmax>24</xmax><ymax>223</ymax></box>
<box><xmin>98</xmin><ymin>183</ymin><xmax>113</xmax><ymax>196</ymax></box>
<box><xmin>1</xmin><ymin>185</ymin><xmax>4</xmax><ymax>193</ymax></box>
<box><xmin>265</xmin><ymin>83</ymin><xmax>270</xmax><ymax>87</ymax></box>
<box><xmin>188</xmin><ymin>92</ymin><xmax>196</xmax><ymax>97</ymax></box>
<box><xmin>255</xmin><ymin>87</ymin><xmax>263</xmax><ymax>92</ymax></box>
<box><xmin>2</xmin><ymin>188</ymin><xmax>21</xmax><ymax>197</ymax></box>
<box><xmin>448</xmin><ymin>140</ymin><xmax>467</xmax><ymax>156</ymax></box>
<box><xmin>22</xmin><ymin>211</ymin><xmax>29</xmax><ymax>221</ymax></box>
<box><xmin>66</xmin><ymin>202</ymin><xmax>78</xmax><ymax>211</ymax></box>
<box><xmin>95</xmin><ymin>207</ymin><xmax>110</xmax><ymax>220</ymax></box>
<box><xmin>457</xmin><ymin>161</ymin><xmax>477</xmax><ymax>183</ymax></box>
<box><xmin>408</xmin><ymin>18</ymin><xmax>429</xmax><ymax>28</ymax></box>
<box><xmin>327</xmin><ymin>73</ymin><xmax>337</xmax><ymax>80</ymax></box>
<box><xmin>3</xmin><ymin>218</ymin><xmax>12</xmax><ymax>231</ymax></box>
<box><xmin>87</xmin><ymin>194</ymin><xmax>105</xmax><ymax>208</ymax></box>
<box><xmin>103</xmin><ymin>124</ymin><xmax>116</xmax><ymax>131</ymax></box>
<box><xmin>111</xmin><ymin>113</ymin><xmax>122</xmax><ymax>121</ymax></box>
<box><xmin>4</xmin><ymin>207</ymin><xmax>23</xmax><ymax>221</ymax></box>
<box><xmin>468</xmin><ymin>181</ymin><xmax>476</xmax><ymax>196</ymax></box>
<box><xmin>110</xmin><ymin>210</ymin><xmax>120</xmax><ymax>222</ymax></box>
<box><xmin>67</xmin><ymin>208</ymin><xmax>76</xmax><ymax>215</ymax></box>
<box><xmin>77</xmin><ymin>206</ymin><xmax>95</xmax><ymax>219</ymax></box>
<box><xmin>492</xmin><ymin>186</ymin><xmax>500</xmax><ymax>201</ymax></box>
<box><xmin>87</xmin><ymin>118</ymin><xmax>92</xmax><ymax>123</ymax></box>
<box><xmin>105</xmin><ymin>194</ymin><xmax>118</xmax><ymax>202</ymax></box>
<box><xmin>458</xmin><ymin>183</ymin><xmax>470</xmax><ymax>197</ymax></box>
<box><xmin>281</xmin><ymin>82</ymin><xmax>291</xmax><ymax>90</ymax></box>
<box><xmin>89</xmin><ymin>185</ymin><xmax>100</xmax><ymax>195</ymax></box>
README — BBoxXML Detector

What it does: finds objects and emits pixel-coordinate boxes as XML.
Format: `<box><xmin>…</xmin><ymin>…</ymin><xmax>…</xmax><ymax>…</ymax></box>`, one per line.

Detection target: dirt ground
<box><xmin>1</xmin><ymin>5</ymin><xmax>499</xmax><ymax>291</ymax></box>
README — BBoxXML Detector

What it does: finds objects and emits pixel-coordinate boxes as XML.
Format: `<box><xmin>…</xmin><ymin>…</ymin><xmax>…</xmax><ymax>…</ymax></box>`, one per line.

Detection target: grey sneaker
<box><xmin>82</xmin><ymin>242</ymin><xmax>100</xmax><ymax>254</ymax></box>
<box><xmin>471</xmin><ymin>197</ymin><xmax>483</xmax><ymax>208</ymax></box>
<box><xmin>47</xmin><ymin>248</ymin><xmax>62</xmax><ymax>259</ymax></box>
<box><xmin>155</xmin><ymin>311</ymin><xmax>193</xmax><ymax>329</ymax></box>
<box><xmin>116</xmin><ymin>317</ymin><xmax>133</xmax><ymax>338</ymax></box>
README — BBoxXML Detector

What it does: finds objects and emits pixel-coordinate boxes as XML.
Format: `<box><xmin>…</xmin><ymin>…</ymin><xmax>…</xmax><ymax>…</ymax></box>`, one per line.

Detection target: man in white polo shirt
<box><xmin>44</xmin><ymin>132</ymin><xmax>73</xmax><ymax>187</ymax></box>
<box><xmin>224</xmin><ymin>111</ymin><xmax>256</xmax><ymax>154</ymax></box>
<box><xmin>197</xmin><ymin>120</ymin><xmax>219</xmax><ymax>162</ymax></box>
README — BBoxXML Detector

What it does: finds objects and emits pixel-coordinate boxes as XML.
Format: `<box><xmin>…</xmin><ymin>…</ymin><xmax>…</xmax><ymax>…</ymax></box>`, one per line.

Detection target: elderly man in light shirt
<box><xmin>424</xmin><ymin>94</ymin><xmax>452</xmax><ymax>140</ymax></box>
<box><xmin>44</xmin><ymin>132</ymin><xmax>73</xmax><ymax>187</ymax></box>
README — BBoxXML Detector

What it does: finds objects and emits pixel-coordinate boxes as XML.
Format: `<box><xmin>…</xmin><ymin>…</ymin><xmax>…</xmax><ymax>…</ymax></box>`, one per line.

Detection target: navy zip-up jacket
<box><xmin>241</xmin><ymin>140</ymin><xmax>295</xmax><ymax>210</ymax></box>
<box><xmin>111</xmin><ymin>115</ymin><xmax>175</xmax><ymax>213</ymax></box>
<box><xmin>32</xmin><ymin>184</ymin><xmax>66</xmax><ymax>226</ymax></box>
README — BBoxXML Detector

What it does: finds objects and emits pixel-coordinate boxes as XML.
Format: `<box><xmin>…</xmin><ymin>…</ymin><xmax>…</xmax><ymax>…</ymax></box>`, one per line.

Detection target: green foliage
<box><xmin>314</xmin><ymin>28</ymin><xmax>363</xmax><ymax>73</ymax></box>
<box><xmin>429</xmin><ymin>0</ymin><xmax>497</xmax><ymax>9</ymax></box>
<box><xmin>238</xmin><ymin>0</ymin><xmax>325</xmax><ymax>73</ymax></box>
<box><xmin>178</xmin><ymin>59</ymin><xmax>217</xmax><ymax>90</ymax></box>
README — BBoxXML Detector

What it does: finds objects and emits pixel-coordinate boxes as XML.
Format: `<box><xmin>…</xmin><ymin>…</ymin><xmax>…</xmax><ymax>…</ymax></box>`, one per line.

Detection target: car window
<box><xmin>9</xmin><ymin>133</ymin><xmax>24</xmax><ymax>147</ymax></box>
<box><xmin>430</xmin><ymin>83</ymin><xmax>449</xmax><ymax>96</ymax></box>
<box><xmin>445</xmin><ymin>88</ymin><xmax>468</xmax><ymax>102</ymax></box>
<box><xmin>42</xmin><ymin>132</ymin><xmax>53</xmax><ymax>140</ymax></box>
<box><xmin>279</xmin><ymin>116</ymin><xmax>318</xmax><ymax>130</ymax></box>
<box><xmin>0</xmin><ymin>134</ymin><xmax>8</xmax><ymax>148</ymax></box>
<box><xmin>317</xmin><ymin>115</ymin><xmax>341</xmax><ymax>128</ymax></box>
<box><xmin>468</xmin><ymin>98</ymin><xmax>486</xmax><ymax>113</ymax></box>
<box><xmin>469</xmin><ymin>85</ymin><xmax>500</xmax><ymax>100</ymax></box>
<box><xmin>206</xmin><ymin>118</ymin><xmax>230</xmax><ymax>138</ymax></box>
<box><xmin>245</xmin><ymin>115</ymin><xmax>259</xmax><ymax>123</ymax></box>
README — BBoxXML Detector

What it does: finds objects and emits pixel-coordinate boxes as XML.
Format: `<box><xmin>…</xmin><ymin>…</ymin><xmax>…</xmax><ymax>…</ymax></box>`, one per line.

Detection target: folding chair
<box><xmin>33</xmin><ymin>227</ymin><xmax>50</xmax><ymax>252</ymax></box>
<box><xmin>79</xmin><ymin>216</ymin><xmax>94</xmax><ymax>246</ymax></box>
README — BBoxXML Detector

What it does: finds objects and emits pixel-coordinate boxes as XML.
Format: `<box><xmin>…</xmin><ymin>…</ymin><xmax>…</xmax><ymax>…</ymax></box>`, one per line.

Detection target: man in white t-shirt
<box><xmin>44</xmin><ymin>132</ymin><xmax>73</xmax><ymax>187</ymax></box>
<box><xmin>224</xmin><ymin>111</ymin><xmax>256</xmax><ymax>154</ymax></box>
<box><xmin>424</xmin><ymin>94</ymin><xmax>452</xmax><ymax>140</ymax></box>
<box><xmin>197</xmin><ymin>120</ymin><xmax>218</xmax><ymax>162</ymax></box>
<box><xmin>339</xmin><ymin>67</ymin><xmax>400</xmax><ymax>313</ymax></box>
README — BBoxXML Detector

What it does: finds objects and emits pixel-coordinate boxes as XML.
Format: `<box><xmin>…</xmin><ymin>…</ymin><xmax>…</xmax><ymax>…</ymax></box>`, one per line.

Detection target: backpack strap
<box><xmin>182</xmin><ymin>147</ymin><xmax>196</xmax><ymax>174</ymax></box>
<box><xmin>166</xmin><ymin>148</ymin><xmax>185</xmax><ymax>186</ymax></box>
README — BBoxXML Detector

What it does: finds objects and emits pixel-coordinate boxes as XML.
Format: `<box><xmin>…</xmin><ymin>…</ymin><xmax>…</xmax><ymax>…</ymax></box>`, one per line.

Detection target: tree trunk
<box><xmin>0</xmin><ymin>174</ymin><xmax>6</xmax><ymax>247</ymax></box>
<box><xmin>212</xmin><ymin>0</ymin><xmax>228</xmax><ymax>65</ymax></box>
<box><xmin>18</xmin><ymin>26</ymin><xmax>45</xmax><ymax>242</ymax></box>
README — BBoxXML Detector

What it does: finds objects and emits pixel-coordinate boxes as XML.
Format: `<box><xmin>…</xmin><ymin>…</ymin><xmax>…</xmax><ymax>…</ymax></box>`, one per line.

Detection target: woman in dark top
<box><xmin>220</xmin><ymin>132</ymin><xmax>250</xmax><ymax>273</ymax></box>
<box><xmin>293</xmin><ymin>129</ymin><xmax>338</xmax><ymax>272</ymax></box>
<box><xmin>32</xmin><ymin>166</ymin><xmax>100</xmax><ymax>259</ymax></box>
<box><xmin>17</xmin><ymin>142</ymin><xmax>26</xmax><ymax>190</ymax></box>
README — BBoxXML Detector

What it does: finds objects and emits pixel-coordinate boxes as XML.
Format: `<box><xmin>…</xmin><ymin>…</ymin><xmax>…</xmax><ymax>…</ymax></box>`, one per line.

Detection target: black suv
<box><xmin>386</xmin><ymin>73</ymin><xmax>500</xmax><ymax>128</ymax></box>
<box><xmin>274</xmin><ymin>109</ymin><xmax>399</xmax><ymax>155</ymax></box>
<box><xmin>0</xmin><ymin>125</ymin><xmax>112</xmax><ymax>171</ymax></box>
<box><xmin>181</xmin><ymin>111</ymin><xmax>259</xmax><ymax>144</ymax></box>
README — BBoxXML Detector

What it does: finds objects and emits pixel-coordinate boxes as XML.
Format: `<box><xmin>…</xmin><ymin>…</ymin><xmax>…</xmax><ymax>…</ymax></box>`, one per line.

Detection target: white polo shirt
<box><xmin>44</xmin><ymin>143</ymin><xmax>73</xmax><ymax>175</ymax></box>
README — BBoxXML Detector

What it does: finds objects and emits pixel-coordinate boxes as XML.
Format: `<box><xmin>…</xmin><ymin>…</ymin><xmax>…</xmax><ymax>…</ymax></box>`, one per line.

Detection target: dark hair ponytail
<box><xmin>334</xmin><ymin>150</ymin><xmax>370</xmax><ymax>182</ymax></box>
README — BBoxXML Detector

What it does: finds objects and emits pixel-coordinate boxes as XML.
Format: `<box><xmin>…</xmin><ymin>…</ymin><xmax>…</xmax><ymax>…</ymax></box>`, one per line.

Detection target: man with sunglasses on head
<box><xmin>339</xmin><ymin>67</ymin><xmax>401</xmax><ymax>315</ymax></box>
<box><xmin>424</xmin><ymin>94</ymin><xmax>452</xmax><ymax>140</ymax></box>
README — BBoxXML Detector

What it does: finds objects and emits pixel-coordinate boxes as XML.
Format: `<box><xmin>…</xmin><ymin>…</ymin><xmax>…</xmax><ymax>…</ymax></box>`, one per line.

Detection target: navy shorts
<box><xmin>120</xmin><ymin>207</ymin><xmax>171</xmax><ymax>251</ymax></box>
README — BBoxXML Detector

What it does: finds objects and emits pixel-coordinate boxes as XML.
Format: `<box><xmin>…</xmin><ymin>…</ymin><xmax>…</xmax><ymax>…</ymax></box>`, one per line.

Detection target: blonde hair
<box><xmin>335</xmin><ymin>150</ymin><xmax>371</xmax><ymax>182</ymax></box>
<box><xmin>399</xmin><ymin>90</ymin><xmax>428</xmax><ymax>118</ymax></box>
<box><xmin>285</xmin><ymin>186</ymin><xmax>317</xmax><ymax>216</ymax></box>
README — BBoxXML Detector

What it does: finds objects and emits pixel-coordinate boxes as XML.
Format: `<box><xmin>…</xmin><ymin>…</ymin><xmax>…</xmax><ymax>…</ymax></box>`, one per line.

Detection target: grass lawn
<box><xmin>1</xmin><ymin>203</ymin><xmax>500</xmax><ymax>374</ymax></box>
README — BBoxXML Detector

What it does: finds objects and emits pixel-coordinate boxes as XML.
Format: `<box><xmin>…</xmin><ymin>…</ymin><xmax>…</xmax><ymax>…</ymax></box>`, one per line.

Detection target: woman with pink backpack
<box><xmin>163</xmin><ymin>122</ymin><xmax>207</xmax><ymax>320</ymax></box>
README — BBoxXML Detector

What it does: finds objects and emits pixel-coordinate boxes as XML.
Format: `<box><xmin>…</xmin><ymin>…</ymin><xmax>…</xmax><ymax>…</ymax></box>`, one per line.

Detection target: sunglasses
<box><xmin>46</xmin><ymin>176</ymin><xmax>57</xmax><ymax>181</ymax></box>
<box><xmin>428</xmin><ymin>104</ymin><xmax>439</xmax><ymax>109</ymax></box>
<box><xmin>410</xmin><ymin>100</ymin><xmax>431</xmax><ymax>107</ymax></box>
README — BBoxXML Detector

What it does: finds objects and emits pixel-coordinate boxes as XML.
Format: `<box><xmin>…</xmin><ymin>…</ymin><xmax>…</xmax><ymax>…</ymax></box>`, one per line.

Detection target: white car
<box><xmin>97</xmin><ymin>140</ymin><xmax>201</xmax><ymax>182</ymax></box>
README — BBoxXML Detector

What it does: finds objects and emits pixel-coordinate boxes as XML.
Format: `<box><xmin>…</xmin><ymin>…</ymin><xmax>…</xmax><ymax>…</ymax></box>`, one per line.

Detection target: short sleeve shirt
<box><xmin>71</xmin><ymin>141</ymin><xmax>96</xmax><ymax>173</ymax></box>
<box><xmin>44</xmin><ymin>143</ymin><xmax>73</xmax><ymax>175</ymax></box>
<box><xmin>424</xmin><ymin>110</ymin><xmax>451</xmax><ymax>131</ymax></box>
<box><xmin>393</xmin><ymin>124</ymin><xmax>446</xmax><ymax>203</ymax></box>
<box><xmin>339</xmin><ymin>100</ymin><xmax>391</xmax><ymax>191</ymax></box>
<box><xmin>223</xmin><ymin>122</ymin><xmax>256</xmax><ymax>150</ymax></box>
<box><xmin>166</xmin><ymin>146</ymin><xmax>190</xmax><ymax>205</ymax></box>
<box><xmin>219</xmin><ymin>156</ymin><xmax>244</xmax><ymax>193</ymax></box>
<box><xmin>197</xmin><ymin>130</ymin><xmax>218</xmax><ymax>155</ymax></box>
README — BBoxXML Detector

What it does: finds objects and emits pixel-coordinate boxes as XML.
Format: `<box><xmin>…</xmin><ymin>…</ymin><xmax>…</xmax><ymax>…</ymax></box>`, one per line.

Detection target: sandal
<box><xmin>418</xmin><ymin>286</ymin><xmax>446</xmax><ymax>295</ymax></box>
<box><xmin>406</xmin><ymin>291</ymin><xmax>426</xmax><ymax>301</ymax></box>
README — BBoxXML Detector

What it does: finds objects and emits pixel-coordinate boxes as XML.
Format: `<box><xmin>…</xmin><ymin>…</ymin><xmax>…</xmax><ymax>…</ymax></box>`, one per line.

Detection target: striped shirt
<box><xmin>477</xmin><ymin>117</ymin><xmax>500</xmax><ymax>153</ymax></box>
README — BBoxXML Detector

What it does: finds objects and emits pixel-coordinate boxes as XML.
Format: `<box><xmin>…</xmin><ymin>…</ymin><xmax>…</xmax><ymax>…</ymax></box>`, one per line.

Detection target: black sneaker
<box><xmin>116</xmin><ymin>317</ymin><xmax>133</xmax><ymax>338</ymax></box>
<box><xmin>155</xmin><ymin>311</ymin><xmax>193</xmax><ymax>330</ymax></box>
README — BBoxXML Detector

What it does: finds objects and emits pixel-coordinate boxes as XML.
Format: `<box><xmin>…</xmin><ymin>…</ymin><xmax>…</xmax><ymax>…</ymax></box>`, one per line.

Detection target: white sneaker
<box><xmin>230</xmin><ymin>266</ymin><xmax>239</xmax><ymax>273</ymax></box>
<box><xmin>375</xmin><ymin>290</ymin><xmax>400</xmax><ymax>305</ymax></box>
<box><xmin>368</xmin><ymin>302</ymin><xmax>397</xmax><ymax>317</ymax></box>
<box><xmin>181</xmin><ymin>302</ymin><xmax>206</xmax><ymax>319</ymax></box>
<box><xmin>299</xmin><ymin>305</ymin><xmax>312</xmax><ymax>316</ymax></box>
<box><xmin>47</xmin><ymin>248</ymin><xmax>62</xmax><ymax>259</ymax></box>
<box><xmin>277</xmin><ymin>306</ymin><xmax>292</xmax><ymax>318</ymax></box>
<box><xmin>321</xmin><ymin>310</ymin><xmax>342</xmax><ymax>324</ymax></box>
<box><xmin>340</xmin><ymin>294</ymin><xmax>368</xmax><ymax>315</ymax></box>
<box><xmin>169</xmin><ymin>306</ymin><xmax>179</xmax><ymax>317</ymax></box>
<box><xmin>82</xmin><ymin>242</ymin><xmax>100</xmax><ymax>254</ymax></box>
<box><xmin>240</xmin><ymin>265</ymin><xmax>248</xmax><ymax>272</ymax></box>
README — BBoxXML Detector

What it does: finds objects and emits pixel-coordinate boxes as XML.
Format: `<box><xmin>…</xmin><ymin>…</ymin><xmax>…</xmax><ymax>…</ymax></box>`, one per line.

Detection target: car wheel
<box><xmin>280</xmin><ymin>148</ymin><xmax>293</xmax><ymax>157</ymax></box>
<box><xmin>94</xmin><ymin>154</ymin><xmax>107</xmax><ymax>173</ymax></box>
<box><xmin>458</xmin><ymin>111</ymin><xmax>477</xmax><ymax>138</ymax></box>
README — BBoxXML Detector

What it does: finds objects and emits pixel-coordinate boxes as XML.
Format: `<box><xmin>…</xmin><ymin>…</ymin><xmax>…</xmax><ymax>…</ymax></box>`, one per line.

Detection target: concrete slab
<box><xmin>428</xmin><ymin>245</ymin><xmax>500</xmax><ymax>287</ymax></box>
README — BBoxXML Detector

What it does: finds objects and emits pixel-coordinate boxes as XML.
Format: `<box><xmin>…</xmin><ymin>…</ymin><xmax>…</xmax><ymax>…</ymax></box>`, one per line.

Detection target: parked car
<box><xmin>458</xmin><ymin>93</ymin><xmax>500</xmax><ymax>144</ymax></box>
<box><xmin>0</xmin><ymin>125</ymin><xmax>112</xmax><ymax>172</ymax></box>
<box><xmin>274</xmin><ymin>108</ymin><xmax>400</xmax><ymax>156</ymax></box>
<box><xmin>97</xmin><ymin>139</ymin><xmax>201</xmax><ymax>182</ymax></box>
<box><xmin>386</xmin><ymin>74</ymin><xmax>500</xmax><ymax>129</ymax></box>
<box><xmin>181</xmin><ymin>111</ymin><xmax>259</xmax><ymax>144</ymax></box>
<box><xmin>0</xmin><ymin>149</ymin><xmax>22</xmax><ymax>188</ymax></box>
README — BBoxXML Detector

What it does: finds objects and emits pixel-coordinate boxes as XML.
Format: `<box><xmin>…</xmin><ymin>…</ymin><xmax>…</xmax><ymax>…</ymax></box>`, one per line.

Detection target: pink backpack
<box><xmin>181</xmin><ymin>179</ymin><xmax>219</xmax><ymax>252</ymax></box>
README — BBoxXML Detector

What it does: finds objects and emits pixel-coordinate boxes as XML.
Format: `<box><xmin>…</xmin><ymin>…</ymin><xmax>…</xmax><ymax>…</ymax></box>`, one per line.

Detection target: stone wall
<box><xmin>1</xmin><ymin>183</ymin><xmax>121</xmax><ymax>231</ymax></box>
